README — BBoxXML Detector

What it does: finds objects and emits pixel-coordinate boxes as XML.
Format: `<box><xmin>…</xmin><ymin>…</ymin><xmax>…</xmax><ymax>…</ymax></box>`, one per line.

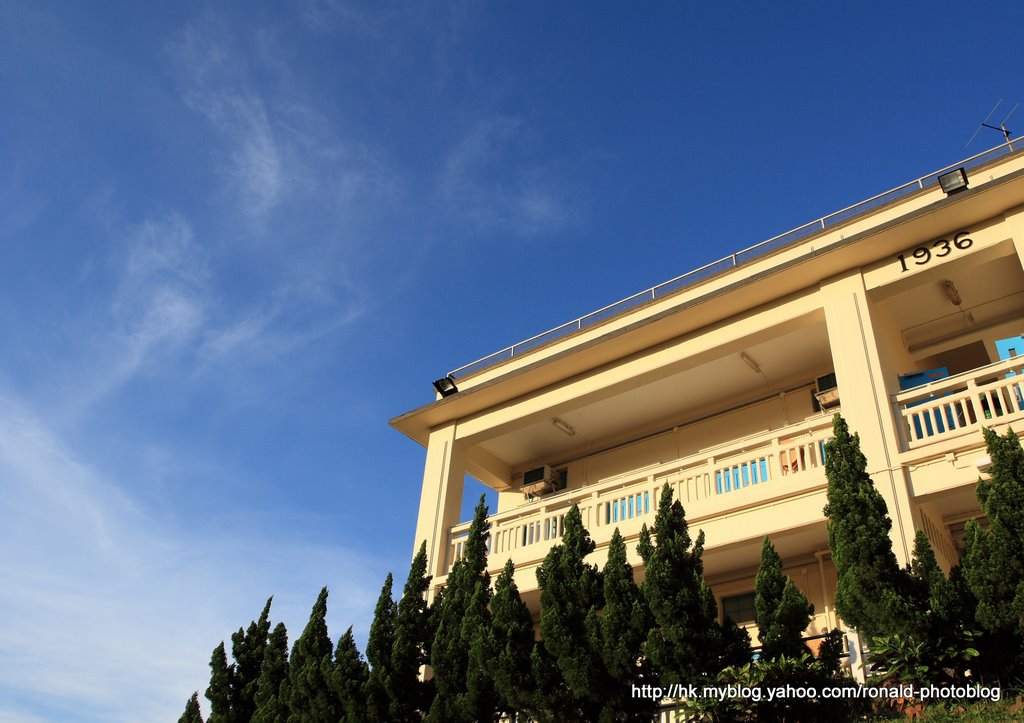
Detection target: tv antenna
<box><xmin>966</xmin><ymin>99</ymin><xmax>1019</xmax><ymax>149</ymax></box>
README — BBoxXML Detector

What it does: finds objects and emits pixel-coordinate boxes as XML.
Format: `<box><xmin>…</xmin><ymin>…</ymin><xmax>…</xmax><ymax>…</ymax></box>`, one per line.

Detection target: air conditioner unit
<box><xmin>522</xmin><ymin>465</ymin><xmax>562</xmax><ymax>496</ymax></box>
<box><xmin>814</xmin><ymin>372</ymin><xmax>840</xmax><ymax>409</ymax></box>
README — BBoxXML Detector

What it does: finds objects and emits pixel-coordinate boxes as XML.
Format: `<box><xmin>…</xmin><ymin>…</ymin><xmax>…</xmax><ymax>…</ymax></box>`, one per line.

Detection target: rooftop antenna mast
<box><xmin>966</xmin><ymin>99</ymin><xmax>1019</xmax><ymax>150</ymax></box>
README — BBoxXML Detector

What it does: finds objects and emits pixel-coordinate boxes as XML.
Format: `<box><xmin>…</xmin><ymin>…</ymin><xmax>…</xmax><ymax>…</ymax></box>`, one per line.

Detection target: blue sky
<box><xmin>1</xmin><ymin>2</ymin><xmax>1022</xmax><ymax>720</ymax></box>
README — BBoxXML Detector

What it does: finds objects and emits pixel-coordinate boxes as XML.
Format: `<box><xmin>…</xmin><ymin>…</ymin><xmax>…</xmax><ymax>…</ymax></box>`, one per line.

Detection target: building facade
<box><xmin>391</xmin><ymin>143</ymin><xmax>1024</xmax><ymax>643</ymax></box>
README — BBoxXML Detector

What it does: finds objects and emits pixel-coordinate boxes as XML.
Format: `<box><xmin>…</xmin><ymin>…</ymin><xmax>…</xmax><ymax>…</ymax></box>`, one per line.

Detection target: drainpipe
<box><xmin>815</xmin><ymin>549</ymin><xmax>833</xmax><ymax>630</ymax></box>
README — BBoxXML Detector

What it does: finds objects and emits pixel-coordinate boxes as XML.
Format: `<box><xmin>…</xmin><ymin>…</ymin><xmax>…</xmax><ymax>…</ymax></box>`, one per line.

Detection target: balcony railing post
<box><xmin>770</xmin><ymin>437</ymin><xmax>782</xmax><ymax>480</ymax></box>
<box><xmin>893</xmin><ymin>399</ymin><xmax>911</xmax><ymax>449</ymax></box>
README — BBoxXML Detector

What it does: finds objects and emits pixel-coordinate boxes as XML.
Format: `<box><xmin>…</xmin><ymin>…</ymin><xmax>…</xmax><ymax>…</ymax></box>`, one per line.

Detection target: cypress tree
<box><xmin>487</xmin><ymin>559</ymin><xmax>535</xmax><ymax>721</ymax></box>
<box><xmin>754</xmin><ymin>537</ymin><xmax>813</xmax><ymax>660</ymax></box>
<box><xmin>719</xmin><ymin>616</ymin><xmax>754</xmax><ymax>669</ymax></box>
<box><xmin>462</xmin><ymin>578</ymin><xmax>500</xmax><ymax>722</ymax></box>
<box><xmin>206</xmin><ymin>642</ymin><xmax>236</xmax><ymax>723</ymax></box>
<box><xmin>252</xmin><ymin>622</ymin><xmax>290</xmax><ymax>723</ymax></box>
<box><xmin>961</xmin><ymin>427</ymin><xmax>1024</xmax><ymax>682</ymax></box>
<box><xmin>365</xmin><ymin>573</ymin><xmax>397</xmax><ymax>722</ymax></box>
<box><xmin>903</xmin><ymin>530</ymin><xmax>982</xmax><ymax>684</ymax></box>
<box><xmin>529</xmin><ymin>640</ymin><xmax>568</xmax><ymax>722</ymax></box>
<box><xmin>536</xmin><ymin>504</ymin><xmax>604</xmax><ymax>722</ymax></box>
<box><xmin>963</xmin><ymin>428</ymin><xmax>1024</xmax><ymax>635</ymax></box>
<box><xmin>588</xmin><ymin>528</ymin><xmax>656</xmax><ymax>723</ymax></box>
<box><xmin>754</xmin><ymin>537</ymin><xmax>784</xmax><ymax>643</ymax></box>
<box><xmin>178</xmin><ymin>692</ymin><xmax>205</xmax><ymax>723</ymax></box>
<box><xmin>329</xmin><ymin>627</ymin><xmax>370</xmax><ymax>723</ymax></box>
<box><xmin>285</xmin><ymin>587</ymin><xmax>339</xmax><ymax>722</ymax></box>
<box><xmin>390</xmin><ymin>541</ymin><xmax>434</xmax><ymax>721</ymax></box>
<box><xmin>639</xmin><ymin>484</ymin><xmax>721</xmax><ymax>682</ymax></box>
<box><xmin>428</xmin><ymin>496</ymin><xmax>494</xmax><ymax>723</ymax></box>
<box><xmin>907</xmin><ymin>530</ymin><xmax>963</xmax><ymax>640</ymax></box>
<box><xmin>823</xmin><ymin>414</ymin><xmax>910</xmax><ymax>638</ymax></box>
<box><xmin>231</xmin><ymin>597</ymin><xmax>273</xmax><ymax>721</ymax></box>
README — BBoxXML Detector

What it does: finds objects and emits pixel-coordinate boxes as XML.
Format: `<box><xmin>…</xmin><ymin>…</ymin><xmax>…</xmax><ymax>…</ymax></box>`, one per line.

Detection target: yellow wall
<box><xmin>402</xmin><ymin>149</ymin><xmax>1024</xmax><ymax>620</ymax></box>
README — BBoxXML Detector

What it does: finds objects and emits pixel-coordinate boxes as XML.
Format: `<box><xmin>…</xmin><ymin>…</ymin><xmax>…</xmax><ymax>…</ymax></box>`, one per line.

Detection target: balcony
<box><xmin>893</xmin><ymin>356</ymin><xmax>1024</xmax><ymax>451</ymax></box>
<box><xmin>445</xmin><ymin>414</ymin><xmax>836</xmax><ymax>576</ymax></box>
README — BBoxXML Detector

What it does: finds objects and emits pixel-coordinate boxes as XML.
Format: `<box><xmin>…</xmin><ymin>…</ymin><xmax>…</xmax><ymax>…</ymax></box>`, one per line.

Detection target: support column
<box><xmin>1003</xmin><ymin>204</ymin><xmax>1024</xmax><ymax>270</ymax></box>
<box><xmin>821</xmin><ymin>271</ymin><xmax>919</xmax><ymax>566</ymax></box>
<box><xmin>412</xmin><ymin>422</ymin><xmax>466</xmax><ymax>581</ymax></box>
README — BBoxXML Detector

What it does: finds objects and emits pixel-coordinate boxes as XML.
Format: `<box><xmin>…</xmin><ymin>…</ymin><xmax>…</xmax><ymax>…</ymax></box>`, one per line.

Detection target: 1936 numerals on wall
<box><xmin>896</xmin><ymin>231</ymin><xmax>973</xmax><ymax>272</ymax></box>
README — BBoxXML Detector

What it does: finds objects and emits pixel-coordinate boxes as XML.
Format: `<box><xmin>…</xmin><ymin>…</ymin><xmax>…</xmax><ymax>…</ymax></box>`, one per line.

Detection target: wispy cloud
<box><xmin>161</xmin><ymin>15</ymin><xmax>395</xmax><ymax>365</ymax></box>
<box><xmin>438</xmin><ymin>116</ymin><xmax>579</xmax><ymax>236</ymax></box>
<box><xmin>196</xmin><ymin>278</ymin><xmax>365</xmax><ymax>368</ymax></box>
<box><xmin>60</xmin><ymin>213</ymin><xmax>208</xmax><ymax>415</ymax></box>
<box><xmin>298</xmin><ymin>0</ymin><xmax>390</xmax><ymax>35</ymax></box>
<box><xmin>0</xmin><ymin>392</ymin><xmax>383</xmax><ymax>722</ymax></box>
<box><xmin>168</xmin><ymin>19</ymin><xmax>285</xmax><ymax>217</ymax></box>
<box><xmin>60</xmin><ymin>196</ymin><xmax>367</xmax><ymax>414</ymax></box>
<box><xmin>115</xmin><ymin>212</ymin><xmax>207</xmax><ymax>347</ymax></box>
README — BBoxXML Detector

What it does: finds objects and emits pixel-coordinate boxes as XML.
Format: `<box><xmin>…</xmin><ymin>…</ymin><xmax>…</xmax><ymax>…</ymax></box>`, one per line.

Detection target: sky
<box><xmin>1</xmin><ymin>1</ymin><xmax>1023</xmax><ymax>720</ymax></box>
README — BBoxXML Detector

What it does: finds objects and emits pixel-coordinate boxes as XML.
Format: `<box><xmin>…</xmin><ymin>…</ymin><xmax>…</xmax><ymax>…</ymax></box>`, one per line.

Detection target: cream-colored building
<box><xmin>391</xmin><ymin>143</ymin><xmax>1024</xmax><ymax>642</ymax></box>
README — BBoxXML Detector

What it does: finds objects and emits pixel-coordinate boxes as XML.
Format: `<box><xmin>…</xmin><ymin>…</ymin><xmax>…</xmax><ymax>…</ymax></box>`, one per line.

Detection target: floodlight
<box><xmin>432</xmin><ymin>376</ymin><xmax>459</xmax><ymax>397</ymax></box>
<box><xmin>938</xmin><ymin>167</ymin><xmax>969</xmax><ymax>195</ymax></box>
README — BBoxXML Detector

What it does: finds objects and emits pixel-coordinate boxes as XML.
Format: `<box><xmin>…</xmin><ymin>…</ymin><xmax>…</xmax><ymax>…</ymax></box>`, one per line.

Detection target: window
<box><xmin>721</xmin><ymin>592</ymin><xmax>757</xmax><ymax>625</ymax></box>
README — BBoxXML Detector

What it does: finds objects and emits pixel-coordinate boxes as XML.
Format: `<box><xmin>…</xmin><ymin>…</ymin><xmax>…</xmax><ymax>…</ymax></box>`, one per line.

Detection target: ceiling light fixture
<box><xmin>552</xmin><ymin>417</ymin><xmax>576</xmax><ymax>436</ymax></box>
<box><xmin>740</xmin><ymin>352</ymin><xmax>762</xmax><ymax>374</ymax></box>
<box><xmin>942</xmin><ymin>279</ymin><xmax>962</xmax><ymax>306</ymax></box>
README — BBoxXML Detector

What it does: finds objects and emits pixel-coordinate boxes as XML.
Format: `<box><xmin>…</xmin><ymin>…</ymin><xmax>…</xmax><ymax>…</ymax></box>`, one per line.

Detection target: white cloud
<box><xmin>232</xmin><ymin>107</ymin><xmax>284</xmax><ymax>217</ymax></box>
<box><xmin>60</xmin><ymin>203</ymin><xmax>365</xmax><ymax>412</ymax></box>
<box><xmin>120</xmin><ymin>213</ymin><xmax>207</xmax><ymax>293</ymax></box>
<box><xmin>168</xmin><ymin>20</ymin><xmax>285</xmax><ymax>217</ymax></box>
<box><xmin>61</xmin><ymin>214</ymin><xmax>209</xmax><ymax>416</ymax></box>
<box><xmin>298</xmin><ymin>0</ymin><xmax>385</xmax><ymax>34</ymax></box>
<box><xmin>0</xmin><ymin>393</ymin><xmax>383</xmax><ymax>723</ymax></box>
<box><xmin>438</xmin><ymin>116</ymin><xmax>578</xmax><ymax>236</ymax></box>
<box><xmin>196</xmin><ymin>279</ymin><xmax>365</xmax><ymax>367</ymax></box>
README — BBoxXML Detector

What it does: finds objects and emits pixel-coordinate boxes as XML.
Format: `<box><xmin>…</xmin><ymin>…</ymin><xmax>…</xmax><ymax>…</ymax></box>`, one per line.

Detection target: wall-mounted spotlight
<box><xmin>937</xmin><ymin>167</ymin><xmax>969</xmax><ymax>195</ymax></box>
<box><xmin>433</xmin><ymin>375</ymin><xmax>459</xmax><ymax>397</ymax></box>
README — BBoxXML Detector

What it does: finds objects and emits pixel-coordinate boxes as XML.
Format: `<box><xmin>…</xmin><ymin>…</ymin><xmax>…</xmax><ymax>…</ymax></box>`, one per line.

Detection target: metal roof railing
<box><xmin>448</xmin><ymin>138</ymin><xmax>1021</xmax><ymax>381</ymax></box>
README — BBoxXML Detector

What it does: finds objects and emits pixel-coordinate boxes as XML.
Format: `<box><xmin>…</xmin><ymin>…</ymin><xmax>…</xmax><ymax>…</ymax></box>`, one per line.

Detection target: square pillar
<box><xmin>412</xmin><ymin>422</ymin><xmax>467</xmax><ymax>581</ymax></box>
<box><xmin>1002</xmin><ymin>204</ymin><xmax>1024</xmax><ymax>271</ymax></box>
<box><xmin>821</xmin><ymin>271</ymin><xmax>919</xmax><ymax>566</ymax></box>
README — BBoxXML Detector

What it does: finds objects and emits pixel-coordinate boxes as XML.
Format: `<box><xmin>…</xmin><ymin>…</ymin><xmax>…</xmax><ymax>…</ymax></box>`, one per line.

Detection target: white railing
<box><xmin>445</xmin><ymin>415</ymin><xmax>836</xmax><ymax>573</ymax></box>
<box><xmin>448</xmin><ymin>139</ymin><xmax>1023</xmax><ymax>381</ymax></box>
<box><xmin>894</xmin><ymin>357</ymin><xmax>1024</xmax><ymax>449</ymax></box>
